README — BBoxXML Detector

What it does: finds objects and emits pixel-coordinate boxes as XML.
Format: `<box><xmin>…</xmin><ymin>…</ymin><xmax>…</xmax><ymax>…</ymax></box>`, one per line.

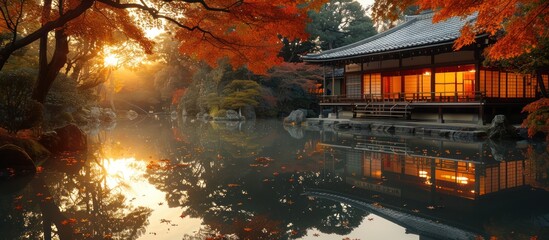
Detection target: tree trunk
<box><xmin>536</xmin><ymin>69</ymin><xmax>548</xmax><ymax>98</ymax></box>
<box><xmin>32</xmin><ymin>176</ymin><xmax>73</xmax><ymax>240</ymax></box>
<box><xmin>32</xmin><ymin>29</ymin><xmax>69</xmax><ymax>103</ymax></box>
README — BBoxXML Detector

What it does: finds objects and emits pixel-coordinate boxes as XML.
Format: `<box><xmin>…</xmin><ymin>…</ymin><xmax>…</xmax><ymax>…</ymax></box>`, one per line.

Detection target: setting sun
<box><xmin>104</xmin><ymin>54</ymin><xmax>119</xmax><ymax>67</ymax></box>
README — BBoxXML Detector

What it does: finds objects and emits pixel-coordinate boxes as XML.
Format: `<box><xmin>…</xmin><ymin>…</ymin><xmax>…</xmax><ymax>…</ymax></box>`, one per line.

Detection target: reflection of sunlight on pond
<box><xmin>101</xmin><ymin>157</ymin><xmax>145</xmax><ymax>190</ymax></box>
<box><xmin>99</xmin><ymin>157</ymin><xmax>202</xmax><ymax>239</ymax></box>
<box><xmin>303</xmin><ymin>214</ymin><xmax>419</xmax><ymax>240</ymax></box>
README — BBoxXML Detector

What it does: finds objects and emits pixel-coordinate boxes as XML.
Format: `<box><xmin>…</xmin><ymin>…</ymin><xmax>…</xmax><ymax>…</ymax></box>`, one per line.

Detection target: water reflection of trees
<box><xmin>145</xmin><ymin>119</ymin><xmax>367</xmax><ymax>239</ymax></box>
<box><xmin>1</xmin><ymin>149</ymin><xmax>152</xmax><ymax>240</ymax></box>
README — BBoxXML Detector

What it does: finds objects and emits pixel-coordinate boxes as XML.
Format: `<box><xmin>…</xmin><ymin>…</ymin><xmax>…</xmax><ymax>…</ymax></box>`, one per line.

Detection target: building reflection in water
<box><xmin>309</xmin><ymin>129</ymin><xmax>549</xmax><ymax>239</ymax></box>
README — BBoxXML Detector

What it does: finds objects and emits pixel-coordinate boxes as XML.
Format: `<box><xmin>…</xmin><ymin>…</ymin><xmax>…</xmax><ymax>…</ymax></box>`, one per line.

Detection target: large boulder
<box><xmin>40</xmin><ymin>124</ymin><xmax>87</xmax><ymax>152</ymax></box>
<box><xmin>488</xmin><ymin>115</ymin><xmax>520</xmax><ymax>140</ymax></box>
<box><xmin>284</xmin><ymin>109</ymin><xmax>307</xmax><ymax>125</ymax></box>
<box><xmin>0</xmin><ymin>144</ymin><xmax>36</xmax><ymax>179</ymax></box>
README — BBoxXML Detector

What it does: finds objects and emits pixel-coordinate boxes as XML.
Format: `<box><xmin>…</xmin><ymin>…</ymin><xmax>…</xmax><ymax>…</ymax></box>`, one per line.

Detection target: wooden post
<box><xmin>438</xmin><ymin>106</ymin><xmax>444</xmax><ymax>123</ymax></box>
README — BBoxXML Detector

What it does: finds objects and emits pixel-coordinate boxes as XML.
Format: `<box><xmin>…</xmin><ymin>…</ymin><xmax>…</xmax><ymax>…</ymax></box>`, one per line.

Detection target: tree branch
<box><xmin>0</xmin><ymin>0</ymin><xmax>94</xmax><ymax>69</ymax></box>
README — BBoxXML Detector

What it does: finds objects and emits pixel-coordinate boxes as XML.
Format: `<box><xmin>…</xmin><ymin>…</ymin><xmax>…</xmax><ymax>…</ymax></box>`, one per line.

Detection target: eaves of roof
<box><xmin>302</xmin><ymin>12</ymin><xmax>478</xmax><ymax>63</ymax></box>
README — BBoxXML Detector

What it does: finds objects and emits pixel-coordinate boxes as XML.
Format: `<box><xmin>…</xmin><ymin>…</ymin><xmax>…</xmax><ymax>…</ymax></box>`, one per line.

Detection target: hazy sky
<box><xmin>357</xmin><ymin>0</ymin><xmax>374</xmax><ymax>8</ymax></box>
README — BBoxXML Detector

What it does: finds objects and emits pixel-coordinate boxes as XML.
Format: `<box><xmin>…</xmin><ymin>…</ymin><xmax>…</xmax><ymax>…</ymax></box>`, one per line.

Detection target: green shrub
<box><xmin>0</xmin><ymin>70</ymin><xmax>42</xmax><ymax>134</ymax></box>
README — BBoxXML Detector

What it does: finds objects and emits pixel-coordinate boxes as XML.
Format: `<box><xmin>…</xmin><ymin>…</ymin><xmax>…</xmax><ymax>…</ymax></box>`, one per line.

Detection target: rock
<box><xmin>334</xmin><ymin>123</ymin><xmax>352</xmax><ymax>131</ymax></box>
<box><xmin>43</xmin><ymin>124</ymin><xmax>87</xmax><ymax>152</ymax></box>
<box><xmin>451</xmin><ymin>130</ymin><xmax>487</xmax><ymax>141</ymax></box>
<box><xmin>370</xmin><ymin>123</ymin><xmax>395</xmax><ymax>133</ymax></box>
<box><xmin>350</xmin><ymin>122</ymin><xmax>371</xmax><ymax>130</ymax></box>
<box><xmin>101</xmin><ymin>108</ymin><xmax>116</xmax><ymax>123</ymax></box>
<box><xmin>395</xmin><ymin>125</ymin><xmax>415</xmax><ymax>135</ymax></box>
<box><xmin>488</xmin><ymin>115</ymin><xmax>520</xmax><ymax>140</ymax></box>
<box><xmin>126</xmin><ymin>110</ymin><xmax>139</xmax><ymax>120</ymax></box>
<box><xmin>489</xmin><ymin>140</ymin><xmax>519</xmax><ymax>161</ymax></box>
<box><xmin>0</xmin><ymin>144</ymin><xmax>36</xmax><ymax>179</ymax></box>
<box><xmin>284</xmin><ymin>109</ymin><xmax>307</xmax><ymax>125</ymax></box>
<box><xmin>226</xmin><ymin>110</ymin><xmax>241</xmax><ymax>121</ymax></box>
<box><xmin>284</xmin><ymin>126</ymin><xmax>304</xmax><ymax>139</ymax></box>
<box><xmin>39</xmin><ymin>131</ymin><xmax>60</xmax><ymax>152</ymax></box>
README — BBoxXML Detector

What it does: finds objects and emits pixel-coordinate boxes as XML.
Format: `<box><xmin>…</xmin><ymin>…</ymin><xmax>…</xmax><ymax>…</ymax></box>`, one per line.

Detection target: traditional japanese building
<box><xmin>302</xmin><ymin>11</ymin><xmax>549</xmax><ymax>124</ymax></box>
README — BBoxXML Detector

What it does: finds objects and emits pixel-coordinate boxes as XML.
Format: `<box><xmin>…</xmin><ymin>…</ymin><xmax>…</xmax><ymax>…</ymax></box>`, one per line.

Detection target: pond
<box><xmin>1</xmin><ymin>118</ymin><xmax>549</xmax><ymax>239</ymax></box>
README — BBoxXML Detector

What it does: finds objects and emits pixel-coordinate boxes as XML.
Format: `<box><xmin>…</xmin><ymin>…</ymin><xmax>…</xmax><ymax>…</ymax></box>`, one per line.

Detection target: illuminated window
<box><xmin>403</xmin><ymin>69</ymin><xmax>431</xmax><ymax>100</ymax></box>
<box><xmin>434</xmin><ymin>65</ymin><xmax>475</xmax><ymax>100</ymax></box>
<box><xmin>382</xmin><ymin>75</ymin><xmax>401</xmax><ymax>99</ymax></box>
<box><xmin>362</xmin><ymin>73</ymin><xmax>381</xmax><ymax>99</ymax></box>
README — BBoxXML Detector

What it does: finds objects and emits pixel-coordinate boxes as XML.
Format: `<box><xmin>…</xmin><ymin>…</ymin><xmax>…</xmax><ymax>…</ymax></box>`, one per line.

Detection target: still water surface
<box><xmin>1</xmin><ymin>118</ymin><xmax>549</xmax><ymax>239</ymax></box>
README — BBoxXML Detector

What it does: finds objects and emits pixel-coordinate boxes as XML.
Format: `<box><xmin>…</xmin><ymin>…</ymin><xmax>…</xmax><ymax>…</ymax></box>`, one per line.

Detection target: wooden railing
<box><xmin>320</xmin><ymin>91</ymin><xmax>486</xmax><ymax>103</ymax></box>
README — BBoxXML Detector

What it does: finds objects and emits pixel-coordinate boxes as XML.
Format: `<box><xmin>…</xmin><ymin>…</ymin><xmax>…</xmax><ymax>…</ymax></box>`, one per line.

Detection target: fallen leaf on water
<box><xmin>228</xmin><ymin>184</ymin><xmax>240</xmax><ymax>187</ymax></box>
<box><xmin>160</xmin><ymin>219</ymin><xmax>172</xmax><ymax>224</ymax></box>
<box><xmin>243</xmin><ymin>228</ymin><xmax>252</xmax><ymax>232</ymax></box>
<box><xmin>36</xmin><ymin>166</ymin><xmax>44</xmax><ymax>173</ymax></box>
<box><xmin>14</xmin><ymin>205</ymin><xmax>23</xmax><ymax>210</ymax></box>
<box><xmin>255</xmin><ymin>157</ymin><xmax>273</xmax><ymax>163</ymax></box>
<box><xmin>61</xmin><ymin>220</ymin><xmax>69</xmax><ymax>225</ymax></box>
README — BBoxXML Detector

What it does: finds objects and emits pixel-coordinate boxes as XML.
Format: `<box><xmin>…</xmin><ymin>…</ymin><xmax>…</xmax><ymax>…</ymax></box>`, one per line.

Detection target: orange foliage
<box><xmin>3</xmin><ymin>0</ymin><xmax>328</xmax><ymax>75</ymax></box>
<box><xmin>0</xmin><ymin>0</ymin><xmax>40</xmax><ymax>34</ymax></box>
<box><xmin>372</xmin><ymin>0</ymin><xmax>549</xmax><ymax>60</ymax></box>
<box><xmin>174</xmin><ymin>0</ymin><xmax>327</xmax><ymax>73</ymax></box>
<box><xmin>522</xmin><ymin>98</ymin><xmax>549</xmax><ymax>141</ymax></box>
<box><xmin>172</xmin><ymin>88</ymin><xmax>187</xmax><ymax>105</ymax></box>
<box><xmin>65</xmin><ymin>2</ymin><xmax>154</xmax><ymax>54</ymax></box>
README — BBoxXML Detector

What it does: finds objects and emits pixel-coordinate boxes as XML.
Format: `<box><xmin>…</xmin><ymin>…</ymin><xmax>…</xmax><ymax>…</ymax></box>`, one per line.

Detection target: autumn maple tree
<box><xmin>371</xmin><ymin>0</ymin><xmax>548</xmax><ymax>60</ymax></box>
<box><xmin>1</xmin><ymin>0</ymin><xmax>328</xmax><ymax>103</ymax></box>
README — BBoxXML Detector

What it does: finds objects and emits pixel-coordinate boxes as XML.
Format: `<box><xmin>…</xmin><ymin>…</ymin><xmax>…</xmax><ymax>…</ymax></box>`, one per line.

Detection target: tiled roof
<box><xmin>302</xmin><ymin>12</ymin><xmax>477</xmax><ymax>62</ymax></box>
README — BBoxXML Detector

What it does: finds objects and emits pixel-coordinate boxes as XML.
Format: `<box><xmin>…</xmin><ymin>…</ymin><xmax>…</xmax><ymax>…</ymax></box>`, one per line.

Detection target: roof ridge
<box><xmin>303</xmin><ymin>16</ymin><xmax>420</xmax><ymax>59</ymax></box>
<box><xmin>302</xmin><ymin>12</ymin><xmax>479</xmax><ymax>62</ymax></box>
